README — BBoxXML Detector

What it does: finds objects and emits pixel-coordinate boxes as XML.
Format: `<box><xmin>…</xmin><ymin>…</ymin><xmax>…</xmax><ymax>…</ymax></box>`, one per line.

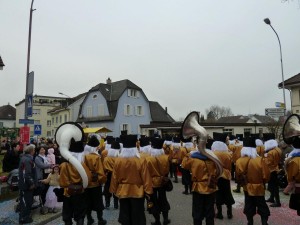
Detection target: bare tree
<box><xmin>205</xmin><ymin>105</ymin><xmax>234</xmax><ymax>120</ymax></box>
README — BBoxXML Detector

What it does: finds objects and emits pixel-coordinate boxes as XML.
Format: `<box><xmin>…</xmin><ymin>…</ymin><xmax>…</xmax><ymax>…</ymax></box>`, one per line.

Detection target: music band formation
<box><xmin>18</xmin><ymin>112</ymin><xmax>300</xmax><ymax>225</ymax></box>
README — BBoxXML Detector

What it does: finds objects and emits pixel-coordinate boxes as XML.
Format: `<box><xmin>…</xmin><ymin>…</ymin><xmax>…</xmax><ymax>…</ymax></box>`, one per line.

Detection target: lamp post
<box><xmin>25</xmin><ymin>0</ymin><xmax>36</xmax><ymax>119</ymax></box>
<box><xmin>264</xmin><ymin>18</ymin><xmax>286</xmax><ymax>115</ymax></box>
<box><xmin>0</xmin><ymin>56</ymin><xmax>5</xmax><ymax>70</ymax></box>
<box><xmin>58</xmin><ymin>92</ymin><xmax>71</xmax><ymax>98</ymax></box>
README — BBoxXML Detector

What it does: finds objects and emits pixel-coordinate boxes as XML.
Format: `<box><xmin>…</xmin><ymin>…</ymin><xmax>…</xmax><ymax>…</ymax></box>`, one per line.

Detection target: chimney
<box><xmin>165</xmin><ymin>107</ymin><xmax>168</xmax><ymax>113</ymax></box>
<box><xmin>106</xmin><ymin>77</ymin><xmax>112</xmax><ymax>84</ymax></box>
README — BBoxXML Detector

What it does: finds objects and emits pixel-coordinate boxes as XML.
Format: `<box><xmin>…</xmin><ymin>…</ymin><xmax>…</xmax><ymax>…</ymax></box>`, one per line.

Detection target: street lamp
<box><xmin>24</xmin><ymin>0</ymin><xmax>36</xmax><ymax>119</ymax></box>
<box><xmin>0</xmin><ymin>56</ymin><xmax>5</xmax><ymax>70</ymax></box>
<box><xmin>58</xmin><ymin>92</ymin><xmax>71</xmax><ymax>98</ymax></box>
<box><xmin>264</xmin><ymin>18</ymin><xmax>286</xmax><ymax>115</ymax></box>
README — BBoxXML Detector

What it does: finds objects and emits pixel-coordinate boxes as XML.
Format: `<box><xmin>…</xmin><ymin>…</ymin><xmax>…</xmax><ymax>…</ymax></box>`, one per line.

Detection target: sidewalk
<box><xmin>0</xmin><ymin>196</ymin><xmax>61</xmax><ymax>225</ymax></box>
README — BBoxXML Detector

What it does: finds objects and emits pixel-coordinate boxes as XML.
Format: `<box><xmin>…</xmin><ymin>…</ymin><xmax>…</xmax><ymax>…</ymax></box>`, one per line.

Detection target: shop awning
<box><xmin>83</xmin><ymin>127</ymin><xmax>112</xmax><ymax>134</ymax></box>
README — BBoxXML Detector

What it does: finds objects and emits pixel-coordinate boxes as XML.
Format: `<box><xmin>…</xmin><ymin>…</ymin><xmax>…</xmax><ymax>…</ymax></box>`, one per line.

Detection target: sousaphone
<box><xmin>181</xmin><ymin>111</ymin><xmax>223</xmax><ymax>178</ymax></box>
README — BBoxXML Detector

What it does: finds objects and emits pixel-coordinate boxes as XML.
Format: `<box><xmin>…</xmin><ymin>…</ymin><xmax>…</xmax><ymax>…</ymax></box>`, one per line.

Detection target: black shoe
<box><xmin>87</xmin><ymin>218</ymin><xmax>95</xmax><ymax>225</ymax></box>
<box><xmin>19</xmin><ymin>218</ymin><xmax>33</xmax><ymax>224</ymax></box>
<box><xmin>98</xmin><ymin>219</ymin><xmax>107</xmax><ymax>225</ymax></box>
<box><xmin>265</xmin><ymin>198</ymin><xmax>275</xmax><ymax>203</ymax></box>
<box><xmin>216</xmin><ymin>213</ymin><xmax>223</xmax><ymax>219</ymax></box>
<box><xmin>163</xmin><ymin>219</ymin><xmax>171</xmax><ymax>225</ymax></box>
<box><xmin>227</xmin><ymin>212</ymin><xmax>233</xmax><ymax>219</ymax></box>
<box><xmin>233</xmin><ymin>189</ymin><xmax>241</xmax><ymax>193</ymax></box>
<box><xmin>182</xmin><ymin>191</ymin><xmax>188</xmax><ymax>195</ymax></box>
<box><xmin>270</xmin><ymin>203</ymin><xmax>281</xmax><ymax>207</ymax></box>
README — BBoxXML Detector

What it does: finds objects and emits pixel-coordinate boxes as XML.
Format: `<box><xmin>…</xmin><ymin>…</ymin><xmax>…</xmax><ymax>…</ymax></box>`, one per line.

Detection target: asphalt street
<box><xmin>45</xmin><ymin>179</ymin><xmax>300</xmax><ymax>225</ymax></box>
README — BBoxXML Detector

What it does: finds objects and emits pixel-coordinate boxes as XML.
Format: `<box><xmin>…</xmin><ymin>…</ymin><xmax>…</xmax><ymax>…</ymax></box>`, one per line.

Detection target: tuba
<box><xmin>181</xmin><ymin>111</ymin><xmax>223</xmax><ymax>178</ymax></box>
<box><xmin>282</xmin><ymin>114</ymin><xmax>300</xmax><ymax>144</ymax></box>
<box><xmin>55</xmin><ymin>122</ymin><xmax>88</xmax><ymax>188</ymax></box>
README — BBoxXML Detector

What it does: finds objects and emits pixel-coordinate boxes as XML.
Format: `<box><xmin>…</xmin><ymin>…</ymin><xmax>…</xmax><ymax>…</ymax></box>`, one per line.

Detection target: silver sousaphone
<box><xmin>282</xmin><ymin>114</ymin><xmax>300</xmax><ymax>144</ymax></box>
<box><xmin>181</xmin><ymin>111</ymin><xmax>223</xmax><ymax>178</ymax></box>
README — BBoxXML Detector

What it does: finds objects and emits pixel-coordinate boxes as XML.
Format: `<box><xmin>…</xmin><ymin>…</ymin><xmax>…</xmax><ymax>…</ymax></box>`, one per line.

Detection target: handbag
<box><xmin>161</xmin><ymin>176</ymin><xmax>173</xmax><ymax>192</ymax></box>
<box><xmin>91</xmin><ymin>171</ymin><xmax>98</xmax><ymax>182</ymax></box>
<box><xmin>66</xmin><ymin>164</ymin><xmax>83</xmax><ymax>196</ymax></box>
<box><xmin>67</xmin><ymin>183</ymin><xmax>84</xmax><ymax>196</ymax></box>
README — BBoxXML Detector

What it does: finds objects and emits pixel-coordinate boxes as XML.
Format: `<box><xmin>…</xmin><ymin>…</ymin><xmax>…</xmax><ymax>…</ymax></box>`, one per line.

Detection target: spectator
<box><xmin>18</xmin><ymin>144</ymin><xmax>36</xmax><ymax>224</ymax></box>
<box><xmin>2</xmin><ymin>143</ymin><xmax>20</xmax><ymax>172</ymax></box>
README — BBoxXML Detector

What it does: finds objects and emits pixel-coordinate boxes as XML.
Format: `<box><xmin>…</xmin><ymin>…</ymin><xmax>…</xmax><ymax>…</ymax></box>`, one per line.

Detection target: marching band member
<box><xmin>170</xmin><ymin>137</ymin><xmax>181</xmax><ymax>183</ymax></box>
<box><xmin>146</xmin><ymin>137</ymin><xmax>171</xmax><ymax>225</ymax></box>
<box><xmin>232</xmin><ymin>135</ymin><xmax>244</xmax><ymax>193</ymax></box>
<box><xmin>180</xmin><ymin>137</ymin><xmax>196</xmax><ymax>195</ymax></box>
<box><xmin>181</xmin><ymin>111</ymin><xmax>223</xmax><ymax>225</ymax></box>
<box><xmin>235</xmin><ymin>136</ymin><xmax>270</xmax><ymax>225</ymax></box>
<box><xmin>163</xmin><ymin>135</ymin><xmax>173</xmax><ymax>178</ymax></box>
<box><xmin>55</xmin><ymin>122</ymin><xmax>90</xmax><ymax>225</ymax></box>
<box><xmin>263</xmin><ymin>133</ymin><xmax>282</xmax><ymax>207</ymax></box>
<box><xmin>211</xmin><ymin>132</ymin><xmax>235</xmax><ymax>220</ymax></box>
<box><xmin>110</xmin><ymin>135</ymin><xmax>153</xmax><ymax>225</ymax></box>
<box><xmin>103</xmin><ymin>140</ymin><xmax>121</xmax><ymax>209</ymax></box>
<box><xmin>83</xmin><ymin>135</ymin><xmax>107</xmax><ymax>225</ymax></box>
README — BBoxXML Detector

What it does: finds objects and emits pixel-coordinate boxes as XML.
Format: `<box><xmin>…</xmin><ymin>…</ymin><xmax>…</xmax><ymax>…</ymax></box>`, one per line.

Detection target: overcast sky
<box><xmin>1</xmin><ymin>0</ymin><xmax>299</xmax><ymax>120</ymax></box>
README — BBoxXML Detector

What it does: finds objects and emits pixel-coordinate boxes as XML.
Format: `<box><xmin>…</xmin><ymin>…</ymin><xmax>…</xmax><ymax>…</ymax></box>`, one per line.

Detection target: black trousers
<box><xmin>19</xmin><ymin>190</ymin><xmax>34</xmax><ymax>221</ymax></box>
<box><xmin>267</xmin><ymin>171</ymin><xmax>280</xmax><ymax>203</ymax></box>
<box><xmin>86</xmin><ymin>186</ymin><xmax>104</xmax><ymax>211</ymax></box>
<box><xmin>62</xmin><ymin>192</ymin><xmax>88</xmax><ymax>223</ymax></box>
<box><xmin>243</xmin><ymin>191</ymin><xmax>270</xmax><ymax>217</ymax></box>
<box><xmin>192</xmin><ymin>192</ymin><xmax>215</xmax><ymax>223</ymax></box>
<box><xmin>119</xmin><ymin>198</ymin><xmax>146</xmax><ymax>225</ymax></box>
<box><xmin>149</xmin><ymin>187</ymin><xmax>171</xmax><ymax>215</ymax></box>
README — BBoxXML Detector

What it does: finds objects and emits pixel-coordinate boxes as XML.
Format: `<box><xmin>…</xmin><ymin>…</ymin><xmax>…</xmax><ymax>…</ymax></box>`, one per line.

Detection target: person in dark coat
<box><xmin>18</xmin><ymin>144</ymin><xmax>36</xmax><ymax>224</ymax></box>
<box><xmin>2</xmin><ymin>143</ymin><xmax>20</xmax><ymax>172</ymax></box>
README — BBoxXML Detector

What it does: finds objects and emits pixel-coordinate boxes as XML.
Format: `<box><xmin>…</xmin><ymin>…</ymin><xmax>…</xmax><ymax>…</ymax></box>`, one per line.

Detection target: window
<box><xmin>297</xmin><ymin>110</ymin><xmax>300</xmax><ymax>113</ymax></box>
<box><xmin>124</xmin><ymin>104</ymin><xmax>131</xmax><ymax>116</ymax></box>
<box><xmin>64</xmin><ymin>114</ymin><xmax>68</xmax><ymax>122</ymax></box>
<box><xmin>136</xmin><ymin>105</ymin><xmax>143</xmax><ymax>116</ymax></box>
<box><xmin>98</xmin><ymin>104</ymin><xmax>105</xmax><ymax>116</ymax></box>
<box><xmin>0</xmin><ymin>122</ymin><xmax>3</xmax><ymax>128</ymax></box>
<box><xmin>93</xmin><ymin>94</ymin><xmax>98</xmax><ymax>99</ymax></box>
<box><xmin>52</xmin><ymin>117</ymin><xmax>54</xmax><ymax>125</ymax></box>
<box><xmin>244</xmin><ymin>128</ymin><xmax>252</xmax><ymax>137</ymax></box>
<box><xmin>59</xmin><ymin>115</ymin><xmax>62</xmax><ymax>123</ymax></box>
<box><xmin>127</xmin><ymin>89</ymin><xmax>139</xmax><ymax>98</ymax></box>
<box><xmin>223</xmin><ymin>129</ymin><xmax>233</xmax><ymax>135</ymax></box>
<box><xmin>32</xmin><ymin>109</ymin><xmax>41</xmax><ymax>115</ymax></box>
<box><xmin>56</xmin><ymin>116</ymin><xmax>58</xmax><ymax>124</ymax></box>
<box><xmin>47</xmin><ymin>120</ymin><xmax>51</xmax><ymax>127</ymax></box>
<box><xmin>121</xmin><ymin>124</ymin><xmax>130</xmax><ymax>134</ymax></box>
<box><xmin>87</xmin><ymin>106</ymin><xmax>93</xmax><ymax>117</ymax></box>
<box><xmin>34</xmin><ymin>120</ymin><xmax>40</xmax><ymax>125</ymax></box>
<box><xmin>47</xmin><ymin>131</ymin><xmax>51</xmax><ymax>137</ymax></box>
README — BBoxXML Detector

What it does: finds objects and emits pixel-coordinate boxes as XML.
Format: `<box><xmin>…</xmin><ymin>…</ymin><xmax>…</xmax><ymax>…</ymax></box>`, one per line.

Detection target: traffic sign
<box><xmin>265</xmin><ymin>108</ymin><xmax>284</xmax><ymax>117</ymax></box>
<box><xmin>34</xmin><ymin>124</ymin><xmax>42</xmax><ymax>135</ymax></box>
<box><xmin>27</xmin><ymin>94</ymin><xmax>33</xmax><ymax>117</ymax></box>
<box><xmin>19</xmin><ymin>119</ymin><xmax>34</xmax><ymax>124</ymax></box>
<box><xmin>275</xmin><ymin>102</ymin><xmax>285</xmax><ymax>108</ymax></box>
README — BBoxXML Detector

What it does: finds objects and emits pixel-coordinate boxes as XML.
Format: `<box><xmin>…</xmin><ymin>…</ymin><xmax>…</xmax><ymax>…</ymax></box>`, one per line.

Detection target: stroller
<box><xmin>7</xmin><ymin>169</ymin><xmax>19</xmax><ymax>191</ymax></box>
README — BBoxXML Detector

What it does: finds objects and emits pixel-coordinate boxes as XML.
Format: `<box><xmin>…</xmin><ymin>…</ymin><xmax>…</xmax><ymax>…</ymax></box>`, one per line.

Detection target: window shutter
<box><xmin>136</xmin><ymin>91</ymin><xmax>140</xmax><ymax>98</ymax></box>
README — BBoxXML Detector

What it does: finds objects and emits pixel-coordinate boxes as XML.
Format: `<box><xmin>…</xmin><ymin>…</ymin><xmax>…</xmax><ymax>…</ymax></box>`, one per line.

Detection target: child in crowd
<box><xmin>41</xmin><ymin>165</ymin><xmax>62</xmax><ymax>213</ymax></box>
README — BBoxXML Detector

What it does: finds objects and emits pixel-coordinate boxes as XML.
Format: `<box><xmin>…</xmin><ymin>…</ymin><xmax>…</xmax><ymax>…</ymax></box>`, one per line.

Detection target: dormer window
<box><xmin>128</xmin><ymin>89</ymin><xmax>139</xmax><ymax>98</ymax></box>
<box><xmin>93</xmin><ymin>94</ymin><xmax>98</xmax><ymax>99</ymax></box>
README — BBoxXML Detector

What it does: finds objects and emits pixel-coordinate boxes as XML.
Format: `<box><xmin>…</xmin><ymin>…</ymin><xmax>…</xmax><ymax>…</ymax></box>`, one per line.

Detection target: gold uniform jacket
<box><xmin>103</xmin><ymin>156</ymin><xmax>116</xmax><ymax>173</ymax></box>
<box><xmin>171</xmin><ymin>147</ymin><xmax>182</xmax><ymax>164</ymax></box>
<box><xmin>265</xmin><ymin>147</ymin><xmax>282</xmax><ymax>172</ymax></box>
<box><xmin>83</xmin><ymin>153</ymin><xmax>107</xmax><ymax>188</ymax></box>
<box><xmin>109</xmin><ymin>157</ymin><xmax>153</xmax><ymax>198</ymax></box>
<box><xmin>59</xmin><ymin>162</ymin><xmax>90</xmax><ymax>197</ymax></box>
<box><xmin>146</xmin><ymin>155</ymin><xmax>170</xmax><ymax>188</ymax></box>
<box><xmin>236</xmin><ymin>156</ymin><xmax>270</xmax><ymax>196</ymax></box>
<box><xmin>232</xmin><ymin>145</ymin><xmax>243</xmax><ymax>163</ymax></box>
<box><xmin>213</xmin><ymin>151</ymin><xmax>232</xmax><ymax>180</ymax></box>
<box><xmin>285</xmin><ymin>157</ymin><xmax>300</xmax><ymax>183</ymax></box>
<box><xmin>181</xmin><ymin>157</ymin><xmax>218</xmax><ymax>194</ymax></box>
